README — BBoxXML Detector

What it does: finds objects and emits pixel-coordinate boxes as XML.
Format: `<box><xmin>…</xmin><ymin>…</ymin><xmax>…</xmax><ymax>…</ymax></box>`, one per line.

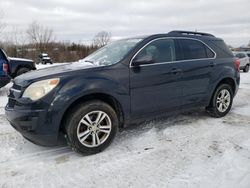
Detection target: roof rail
<box><xmin>168</xmin><ymin>30</ymin><xmax>215</xmax><ymax>37</ymax></box>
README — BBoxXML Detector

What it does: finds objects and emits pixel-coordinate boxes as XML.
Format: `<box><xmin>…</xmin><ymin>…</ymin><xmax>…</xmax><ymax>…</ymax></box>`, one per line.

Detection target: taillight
<box><xmin>3</xmin><ymin>63</ymin><xmax>9</xmax><ymax>73</ymax></box>
<box><xmin>234</xmin><ymin>58</ymin><xmax>240</xmax><ymax>72</ymax></box>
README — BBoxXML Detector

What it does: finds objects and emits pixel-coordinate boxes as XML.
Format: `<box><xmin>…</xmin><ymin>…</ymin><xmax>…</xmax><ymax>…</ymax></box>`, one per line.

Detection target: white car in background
<box><xmin>246</xmin><ymin>51</ymin><xmax>250</xmax><ymax>59</ymax></box>
<box><xmin>233</xmin><ymin>51</ymin><xmax>250</xmax><ymax>72</ymax></box>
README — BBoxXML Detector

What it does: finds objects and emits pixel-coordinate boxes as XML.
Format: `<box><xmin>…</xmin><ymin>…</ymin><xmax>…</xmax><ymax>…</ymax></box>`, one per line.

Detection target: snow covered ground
<box><xmin>0</xmin><ymin>64</ymin><xmax>250</xmax><ymax>188</ymax></box>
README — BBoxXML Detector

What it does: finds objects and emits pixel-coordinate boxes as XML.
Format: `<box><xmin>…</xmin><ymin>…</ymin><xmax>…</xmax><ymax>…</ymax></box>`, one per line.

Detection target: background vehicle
<box><xmin>0</xmin><ymin>48</ymin><xmax>36</xmax><ymax>88</ymax></box>
<box><xmin>0</xmin><ymin>49</ymin><xmax>11</xmax><ymax>88</ymax></box>
<box><xmin>8</xmin><ymin>57</ymin><xmax>36</xmax><ymax>78</ymax></box>
<box><xmin>6</xmin><ymin>31</ymin><xmax>240</xmax><ymax>155</ymax></box>
<box><xmin>246</xmin><ymin>51</ymin><xmax>250</xmax><ymax>60</ymax></box>
<box><xmin>233</xmin><ymin>51</ymin><xmax>250</xmax><ymax>72</ymax></box>
<box><xmin>38</xmin><ymin>53</ymin><xmax>53</xmax><ymax>64</ymax></box>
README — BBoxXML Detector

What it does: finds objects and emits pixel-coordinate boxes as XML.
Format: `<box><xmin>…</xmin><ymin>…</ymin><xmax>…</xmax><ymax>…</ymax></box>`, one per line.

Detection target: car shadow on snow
<box><xmin>6</xmin><ymin>109</ymin><xmax>208</xmax><ymax>158</ymax></box>
<box><xmin>0</xmin><ymin>86</ymin><xmax>10</xmax><ymax>97</ymax></box>
<box><xmin>0</xmin><ymin>108</ymin><xmax>236</xmax><ymax>162</ymax></box>
<box><xmin>120</xmin><ymin>109</ymin><xmax>209</xmax><ymax>134</ymax></box>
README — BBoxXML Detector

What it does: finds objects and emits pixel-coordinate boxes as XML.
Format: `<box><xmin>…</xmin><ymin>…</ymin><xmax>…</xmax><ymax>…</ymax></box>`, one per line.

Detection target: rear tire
<box><xmin>16</xmin><ymin>67</ymin><xmax>31</xmax><ymax>77</ymax></box>
<box><xmin>65</xmin><ymin>100</ymin><xmax>118</xmax><ymax>155</ymax></box>
<box><xmin>243</xmin><ymin>65</ymin><xmax>249</xmax><ymax>73</ymax></box>
<box><xmin>206</xmin><ymin>84</ymin><xmax>233</xmax><ymax>118</ymax></box>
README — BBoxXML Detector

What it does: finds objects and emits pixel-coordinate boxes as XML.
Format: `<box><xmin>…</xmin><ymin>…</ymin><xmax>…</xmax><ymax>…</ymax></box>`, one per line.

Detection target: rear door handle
<box><xmin>171</xmin><ymin>68</ymin><xmax>182</xmax><ymax>74</ymax></box>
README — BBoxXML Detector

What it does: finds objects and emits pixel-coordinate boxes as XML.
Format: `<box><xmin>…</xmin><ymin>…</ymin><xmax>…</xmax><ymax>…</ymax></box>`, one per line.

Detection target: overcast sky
<box><xmin>0</xmin><ymin>0</ymin><xmax>249</xmax><ymax>46</ymax></box>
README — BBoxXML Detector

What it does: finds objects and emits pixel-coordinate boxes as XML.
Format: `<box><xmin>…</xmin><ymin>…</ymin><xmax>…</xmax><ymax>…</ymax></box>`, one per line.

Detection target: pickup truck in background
<box><xmin>0</xmin><ymin>48</ymin><xmax>36</xmax><ymax>88</ymax></box>
<box><xmin>0</xmin><ymin>49</ymin><xmax>10</xmax><ymax>88</ymax></box>
<box><xmin>8</xmin><ymin>57</ymin><xmax>36</xmax><ymax>78</ymax></box>
<box><xmin>37</xmin><ymin>53</ymin><xmax>53</xmax><ymax>64</ymax></box>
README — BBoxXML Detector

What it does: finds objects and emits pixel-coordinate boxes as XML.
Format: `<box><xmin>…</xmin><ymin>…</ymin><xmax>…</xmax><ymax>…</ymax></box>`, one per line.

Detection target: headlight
<box><xmin>22</xmin><ymin>78</ymin><xmax>60</xmax><ymax>101</ymax></box>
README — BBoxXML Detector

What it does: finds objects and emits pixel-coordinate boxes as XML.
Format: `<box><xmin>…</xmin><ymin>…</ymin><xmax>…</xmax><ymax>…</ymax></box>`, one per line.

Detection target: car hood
<box><xmin>14</xmin><ymin>62</ymin><xmax>96</xmax><ymax>86</ymax></box>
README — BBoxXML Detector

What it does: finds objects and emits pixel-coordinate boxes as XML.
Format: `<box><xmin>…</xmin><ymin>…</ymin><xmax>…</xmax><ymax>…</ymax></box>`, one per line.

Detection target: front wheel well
<box><xmin>60</xmin><ymin>93</ymin><xmax>124</xmax><ymax>133</ymax></box>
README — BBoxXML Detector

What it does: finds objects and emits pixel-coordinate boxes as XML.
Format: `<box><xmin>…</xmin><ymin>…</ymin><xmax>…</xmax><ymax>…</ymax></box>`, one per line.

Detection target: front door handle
<box><xmin>210</xmin><ymin>62</ymin><xmax>217</xmax><ymax>67</ymax></box>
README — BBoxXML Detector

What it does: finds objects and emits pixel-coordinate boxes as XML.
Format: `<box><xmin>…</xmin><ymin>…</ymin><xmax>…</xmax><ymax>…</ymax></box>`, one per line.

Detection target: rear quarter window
<box><xmin>209</xmin><ymin>40</ymin><xmax>234</xmax><ymax>58</ymax></box>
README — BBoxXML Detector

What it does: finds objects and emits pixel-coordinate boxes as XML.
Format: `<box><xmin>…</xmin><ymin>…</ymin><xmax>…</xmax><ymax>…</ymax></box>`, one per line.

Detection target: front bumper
<box><xmin>5</xmin><ymin>105</ymin><xmax>59</xmax><ymax>147</ymax></box>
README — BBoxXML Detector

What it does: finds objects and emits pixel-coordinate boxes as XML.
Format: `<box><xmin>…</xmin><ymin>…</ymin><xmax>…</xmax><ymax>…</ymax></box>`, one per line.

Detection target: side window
<box><xmin>178</xmin><ymin>39</ymin><xmax>214</xmax><ymax>60</ymax></box>
<box><xmin>0</xmin><ymin>49</ymin><xmax>8</xmax><ymax>61</ymax></box>
<box><xmin>0</xmin><ymin>50</ymin><xmax>4</xmax><ymax>60</ymax></box>
<box><xmin>135</xmin><ymin>39</ymin><xmax>175</xmax><ymax>64</ymax></box>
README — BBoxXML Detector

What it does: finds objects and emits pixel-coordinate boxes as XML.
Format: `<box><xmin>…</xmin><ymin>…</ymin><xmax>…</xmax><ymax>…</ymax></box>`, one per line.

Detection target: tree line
<box><xmin>0</xmin><ymin>13</ymin><xmax>111</xmax><ymax>63</ymax></box>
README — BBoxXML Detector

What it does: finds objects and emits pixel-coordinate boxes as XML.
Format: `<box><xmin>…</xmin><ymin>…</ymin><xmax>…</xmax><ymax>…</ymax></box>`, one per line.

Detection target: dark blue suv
<box><xmin>5</xmin><ymin>31</ymin><xmax>240</xmax><ymax>155</ymax></box>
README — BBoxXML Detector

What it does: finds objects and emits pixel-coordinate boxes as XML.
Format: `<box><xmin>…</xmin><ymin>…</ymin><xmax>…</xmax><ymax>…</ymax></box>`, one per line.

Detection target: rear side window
<box><xmin>209</xmin><ymin>40</ymin><xmax>233</xmax><ymax>58</ymax></box>
<box><xmin>247</xmin><ymin>53</ymin><xmax>250</xmax><ymax>57</ymax></box>
<box><xmin>136</xmin><ymin>39</ymin><xmax>176</xmax><ymax>63</ymax></box>
<box><xmin>177</xmin><ymin>39</ymin><xmax>214</xmax><ymax>60</ymax></box>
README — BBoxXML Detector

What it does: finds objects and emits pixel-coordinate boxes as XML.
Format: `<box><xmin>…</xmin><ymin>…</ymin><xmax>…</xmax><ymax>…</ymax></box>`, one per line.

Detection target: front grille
<box><xmin>8</xmin><ymin>98</ymin><xmax>16</xmax><ymax>108</ymax></box>
<box><xmin>12</xmin><ymin>83</ymin><xmax>22</xmax><ymax>90</ymax></box>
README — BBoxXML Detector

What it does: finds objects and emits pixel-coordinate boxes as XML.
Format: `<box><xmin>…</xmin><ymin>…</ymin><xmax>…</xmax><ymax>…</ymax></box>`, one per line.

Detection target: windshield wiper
<box><xmin>84</xmin><ymin>60</ymin><xmax>94</xmax><ymax>63</ymax></box>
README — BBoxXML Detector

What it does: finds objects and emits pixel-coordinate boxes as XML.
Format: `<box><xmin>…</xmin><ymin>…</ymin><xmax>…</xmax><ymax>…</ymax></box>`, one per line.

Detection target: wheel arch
<box><xmin>208</xmin><ymin>77</ymin><xmax>236</xmax><ymax>107</ymax></box>
<box><xmin>59</xmin><ymin>93</ymin><xmax>125</xmax><ymax>133</ymax></box>
<box><xmin>14</xmin><ymin>65</ymin><xmax>33</xmax><ymax>77</ymax></box>
<box><xmin>215</xmin><ymin>77</ymin><xmax>236</xmax><ymax>95</ymax></box>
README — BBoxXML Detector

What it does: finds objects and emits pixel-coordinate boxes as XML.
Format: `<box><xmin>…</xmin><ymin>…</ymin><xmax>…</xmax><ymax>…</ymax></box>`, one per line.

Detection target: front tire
<box><xmin>65</xmin><ymin>100</ymin><xmax>118</xmax><ymax>155</ymax></box>
<box><xmin>243</xmin><ymin>64</ymin><xmax>249</xmax><ymax>73</ymax></box>
<box><xmin>206</xmin><ymin>84</ymin><xmax>233</xmax><ymax>118</ymax></box>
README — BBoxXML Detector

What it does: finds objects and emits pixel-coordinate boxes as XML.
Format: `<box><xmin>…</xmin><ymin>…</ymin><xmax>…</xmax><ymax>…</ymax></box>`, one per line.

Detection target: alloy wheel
<box><xmin>216</xmin><ymin>89</ymin><xmax>231</xmax><ymax>113</ymax></box>
<box><xmin>77</xmin><ymin>111</ymin><xmax>112</xmax><ymax>148</ymax></box>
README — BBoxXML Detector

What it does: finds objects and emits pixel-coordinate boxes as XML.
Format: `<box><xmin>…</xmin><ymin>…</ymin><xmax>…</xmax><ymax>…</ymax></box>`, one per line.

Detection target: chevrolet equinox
<box><xmin>5</xmin><ymin>31</ymin><xmax>240</xmax><ymax>155</ymax></box>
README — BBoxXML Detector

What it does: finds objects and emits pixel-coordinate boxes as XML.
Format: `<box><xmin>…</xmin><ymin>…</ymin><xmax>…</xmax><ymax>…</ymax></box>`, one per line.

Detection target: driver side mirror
<box><xmin>132</xmin><ymin>55</ymin><xmax>154</xmax><ymax>67</ymax></box>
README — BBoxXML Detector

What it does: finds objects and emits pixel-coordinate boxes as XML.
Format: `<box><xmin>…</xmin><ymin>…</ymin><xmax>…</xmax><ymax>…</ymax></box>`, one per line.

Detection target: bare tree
<box><xmin>9</xmin><ymin>26</ymin><xmax>28</xmax><ymax>57</ymax></box>
<box><xmin>0</xmin><ymin>10</ymin><xmax>6</xmax><ymax>36</ymax></box>
<box><xmin>26</xmin><ymin>21</ymin><xmax>54</xmax><ymax>52</ymax></box>
<box><xmin>93</xmin><ymin>31</ymin><xmax>111</xmax><ymax>47</ymax></box>
<box><xmin>10</xmin><ymin>26</ymin><xmax>27</xmax><ymax>45</ymax></box>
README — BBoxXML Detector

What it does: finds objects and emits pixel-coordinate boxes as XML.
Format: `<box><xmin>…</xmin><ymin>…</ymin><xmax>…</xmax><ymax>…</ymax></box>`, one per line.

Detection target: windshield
<box><xmin>78</xmin><ymin>38</ymin><xmax>142</xmax><ymax>66</ymax></box>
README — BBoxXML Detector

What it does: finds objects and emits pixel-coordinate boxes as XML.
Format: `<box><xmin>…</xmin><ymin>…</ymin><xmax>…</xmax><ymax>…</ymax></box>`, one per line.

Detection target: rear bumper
<box><xmin>5</xmin><ymin>106</ymin><xmax>59</xmax><ymax>146</ymax></box>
